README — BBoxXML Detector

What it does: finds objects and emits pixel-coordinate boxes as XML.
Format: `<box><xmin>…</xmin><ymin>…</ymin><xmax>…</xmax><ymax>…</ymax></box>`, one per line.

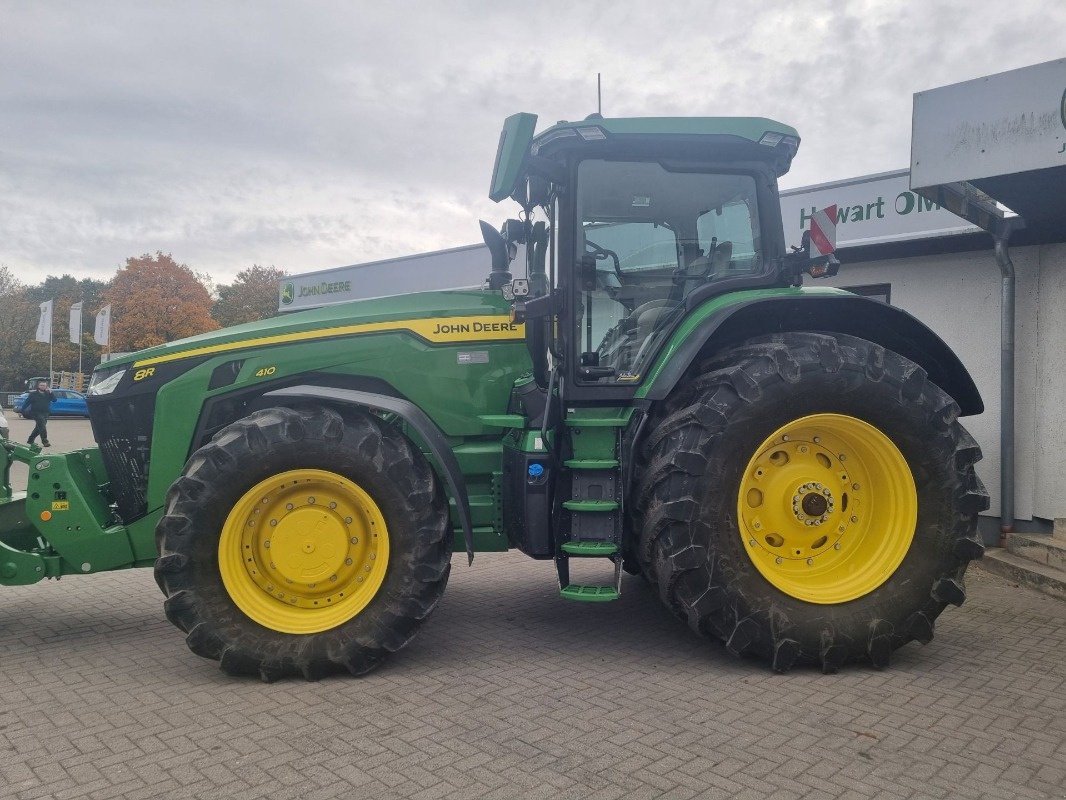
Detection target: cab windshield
<box><xmin>575</xmin><ymin>159</ymin><xmax>763</xmax><ymax>383</ymax></box>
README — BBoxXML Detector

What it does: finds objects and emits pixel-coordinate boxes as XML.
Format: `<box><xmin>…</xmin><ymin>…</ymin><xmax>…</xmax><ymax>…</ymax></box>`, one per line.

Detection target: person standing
<box><xmin>22</xmin><ymin>380</ymin><xmax>54</xmax><ymax>448</ymax></box>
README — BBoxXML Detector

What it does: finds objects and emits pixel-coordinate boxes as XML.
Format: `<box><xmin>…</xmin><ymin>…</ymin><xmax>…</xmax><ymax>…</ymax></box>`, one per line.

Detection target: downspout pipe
<box><xmin>993</xmin><ymin>220</ymin><xmax>1019</xmax><ymax>544</ymax></box>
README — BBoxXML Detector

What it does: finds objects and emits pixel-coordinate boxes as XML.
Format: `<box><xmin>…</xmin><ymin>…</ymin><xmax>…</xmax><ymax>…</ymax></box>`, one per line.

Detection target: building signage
<box><xmin>278</xmin><ymin>244</ymin><xmax>491</xmax><ymax>311</ymax></box>
<box><xmin>779</xmin><ymin>169</ymin><xmax>978</xmax><ymax>250</ymax></box>
<box><xmin>911</xmin><ymin>58</ymin><xmax>1066</xmax><ymax>188</ymax></box>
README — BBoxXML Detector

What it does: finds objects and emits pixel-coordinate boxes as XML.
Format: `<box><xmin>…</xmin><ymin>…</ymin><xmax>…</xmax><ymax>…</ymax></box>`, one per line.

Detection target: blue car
<box><xmin>14</xmin><ymin>389</ymin><xmax>90</xmax><ymax>418</ymax></box>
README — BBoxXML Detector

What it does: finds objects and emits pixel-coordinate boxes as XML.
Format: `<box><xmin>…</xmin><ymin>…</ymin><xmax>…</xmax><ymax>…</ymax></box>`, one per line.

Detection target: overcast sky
<box><xmin>2</xmin><ymin>1</ymin><xmax>1064</xmax><ymax>286</ymax></box>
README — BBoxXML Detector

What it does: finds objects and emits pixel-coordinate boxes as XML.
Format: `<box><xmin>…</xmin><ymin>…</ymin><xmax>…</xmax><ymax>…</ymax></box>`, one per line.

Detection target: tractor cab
<box><xmin>483</xmin><ymin>113</ymin><xmax>835</xmax><ymax>402</ymax></box>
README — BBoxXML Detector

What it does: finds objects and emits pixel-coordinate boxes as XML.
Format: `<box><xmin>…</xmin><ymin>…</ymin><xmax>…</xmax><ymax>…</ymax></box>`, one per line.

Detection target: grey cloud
<box><xmin>1</xmin><ymin>0</ymin><xmax>1063</xmax><ymax>284</ymax></box>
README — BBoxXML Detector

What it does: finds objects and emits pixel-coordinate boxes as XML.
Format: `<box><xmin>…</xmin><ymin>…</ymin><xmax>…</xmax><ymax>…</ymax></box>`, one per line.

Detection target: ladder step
<box><xmin>561</xmin><ymin>541</ymin><xmax>618</xmax><ymax>556</ymax></box>
<box><xmin>560</xmin><ymin>584</ymin><xmax>620</xmax><ymax>602</ymax></box>
<box><xmin>564</xmin><ymin>458</ymin><xmax>619</xmax><ymax>469</ymax></box>
<box><xmin>562</xmin><ymin>500</ymin><xmax>619</xmax><ymax>512</ymax></box>
<box><xmin>564</xmin><ymin>418</ymin><xmax>628</xmax><ymax>428</ymax></box>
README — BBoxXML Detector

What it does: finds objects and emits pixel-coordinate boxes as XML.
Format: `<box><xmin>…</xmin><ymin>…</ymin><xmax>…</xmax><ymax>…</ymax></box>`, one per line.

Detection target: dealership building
<box><xmin>278</xmin><ymin>60</ymin><xmax>1066</xmax><ymax>591</ymax></box>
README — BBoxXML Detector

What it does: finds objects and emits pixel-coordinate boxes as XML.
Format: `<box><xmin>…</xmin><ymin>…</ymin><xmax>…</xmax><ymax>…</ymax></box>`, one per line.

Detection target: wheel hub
<box><xmin>794</xmin><ymin>482</ymin><xmax>833</xmax><ymax>524</ymax></box>
<box><xmin>271</xmin><ymin>507</ymin><xmax>348</xmax><ymax>584</ymax></box>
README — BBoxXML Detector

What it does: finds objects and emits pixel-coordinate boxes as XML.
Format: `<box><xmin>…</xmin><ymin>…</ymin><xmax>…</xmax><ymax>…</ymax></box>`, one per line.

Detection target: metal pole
<box><xmin>77</xmin><ymin>300</ymin><xmax>84</xmax><ymax>384</ymax></box>
<box><xmin>993</xmin><ymin>224</ymin><xmax>1017</xmax><ymax>543</ymax></box>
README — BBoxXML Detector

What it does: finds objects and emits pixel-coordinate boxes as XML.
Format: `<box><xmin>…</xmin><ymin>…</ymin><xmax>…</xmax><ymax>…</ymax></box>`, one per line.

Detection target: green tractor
<box><xmin>0</xmin><ymin>113</ymin><xmax>988</xmax><ymax>678</ymax></box>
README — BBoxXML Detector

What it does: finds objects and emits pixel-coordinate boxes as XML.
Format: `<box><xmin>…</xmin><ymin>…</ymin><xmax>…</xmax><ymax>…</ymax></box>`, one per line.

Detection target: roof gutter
<box><xmin>993</xmin><ymin>218</ymin><xmax>1023</xmax><ymax>543</ymax></box>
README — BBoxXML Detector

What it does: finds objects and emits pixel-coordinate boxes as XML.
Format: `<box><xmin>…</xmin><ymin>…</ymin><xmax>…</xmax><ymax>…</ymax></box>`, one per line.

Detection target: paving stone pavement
<box><xmin>1</xmin><ymin>552</ymin><xmax>1064</xmax><ymax>800</ymax></box>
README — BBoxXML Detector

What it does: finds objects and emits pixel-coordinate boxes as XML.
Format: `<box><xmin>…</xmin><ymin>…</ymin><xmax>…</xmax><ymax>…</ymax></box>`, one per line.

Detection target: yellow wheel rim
<box><xmin>736</xmin><ymin>413</ymin><xmax>917</xmax><ymax>604</ymax></box>
<box><xmin>218</xmin><ymin>468</ymin><xmax>390</xmax><ymax>634</ymax></box>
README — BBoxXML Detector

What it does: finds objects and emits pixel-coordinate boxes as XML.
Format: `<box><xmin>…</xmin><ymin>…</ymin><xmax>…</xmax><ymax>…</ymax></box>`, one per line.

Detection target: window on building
<box><xmin>843</xmin><ymin>283</ymin><xmax>891</xmax><ymax>304</ymax></box>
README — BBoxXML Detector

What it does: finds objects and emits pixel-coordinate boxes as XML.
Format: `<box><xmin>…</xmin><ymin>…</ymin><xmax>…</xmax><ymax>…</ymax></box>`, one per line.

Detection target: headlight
<box><xmin>88</xmin><ymin>369</ymin><xmax>126</xmax><ymax>396</ymax></box>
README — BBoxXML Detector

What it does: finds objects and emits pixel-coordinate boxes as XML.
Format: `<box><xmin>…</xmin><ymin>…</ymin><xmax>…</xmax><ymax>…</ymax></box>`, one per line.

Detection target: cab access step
<box><xmin>555</xmin><ymin>409</ymin><xmax>629</xmax><ymax>602</ymax></box>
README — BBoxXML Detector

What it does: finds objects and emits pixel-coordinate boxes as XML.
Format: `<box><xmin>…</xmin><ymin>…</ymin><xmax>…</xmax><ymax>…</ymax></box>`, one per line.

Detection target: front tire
<box><xmin>634</xmin><ymin>332</ymin><xmax>988</xmax><ymax>672</ymax></box>
<box><xmin>155</xmin><ymin>405</ymin><xmax>452</xmax><ymax>680</ymax></box>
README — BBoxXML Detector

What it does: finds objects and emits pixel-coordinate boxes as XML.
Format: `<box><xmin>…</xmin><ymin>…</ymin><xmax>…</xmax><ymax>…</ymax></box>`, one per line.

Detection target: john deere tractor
<box><xmin>0</xmin><ymin>113</ymin><xmax>988</xmax><ymax>679</ymax></box>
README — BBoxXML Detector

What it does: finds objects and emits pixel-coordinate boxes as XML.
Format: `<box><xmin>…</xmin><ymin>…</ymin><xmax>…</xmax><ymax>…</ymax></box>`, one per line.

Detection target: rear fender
<box><xmin>641</xmin><ymin>294</ymin><xmax>983</xmax><ymax>416</ymax></box>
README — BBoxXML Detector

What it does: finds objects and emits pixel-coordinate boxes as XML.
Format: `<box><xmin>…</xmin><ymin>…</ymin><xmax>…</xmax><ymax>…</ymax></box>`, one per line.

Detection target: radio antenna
<box><xmin>597</xmin><ymin>73</ymin><xmax>602</xmax><ymax>115</ymax></box>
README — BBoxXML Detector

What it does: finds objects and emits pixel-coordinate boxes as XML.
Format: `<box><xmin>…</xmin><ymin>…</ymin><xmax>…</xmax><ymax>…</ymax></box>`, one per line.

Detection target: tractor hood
<box><xmin>91</xmin><ymin>289</ymin><xmax>515</xmax><ymax>379</ymax></box>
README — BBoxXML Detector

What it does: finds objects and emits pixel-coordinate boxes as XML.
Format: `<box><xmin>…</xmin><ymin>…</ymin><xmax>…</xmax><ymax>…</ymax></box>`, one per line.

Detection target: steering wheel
<box><xmin>584</xmin><ymin>238</ymin><xmax>623</xmax><ymax>282</ymax></box>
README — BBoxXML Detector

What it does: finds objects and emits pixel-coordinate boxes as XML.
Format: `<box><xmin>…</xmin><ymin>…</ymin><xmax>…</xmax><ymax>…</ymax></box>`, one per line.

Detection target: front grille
<box><xmin>90</xmin><ymin>393</ymin><xmax>155</xmax><ymax>522</ymax></box>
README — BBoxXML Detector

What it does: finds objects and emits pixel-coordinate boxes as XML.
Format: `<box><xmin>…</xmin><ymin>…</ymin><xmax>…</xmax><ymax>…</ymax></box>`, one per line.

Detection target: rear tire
<box><xmin>155</xmin><ymin>405</ymin><xmax>452</xmax><ymax>680</ymax></box>
<box><xmin>633</xmin><ymin>332</ymin><xmax>988</xmax><ymax>672</ymax></box>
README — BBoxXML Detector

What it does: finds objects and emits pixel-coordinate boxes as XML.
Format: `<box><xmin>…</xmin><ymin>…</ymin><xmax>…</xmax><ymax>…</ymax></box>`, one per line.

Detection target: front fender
<box><xmin>265</xmin><ymin>385</ymin><xmax>476</xmax><ymax>563</ymax></box>
<box><xmin>639</xmin><ymin>291</ymin><xmax>983</xmax><ymax>416</ymax></box>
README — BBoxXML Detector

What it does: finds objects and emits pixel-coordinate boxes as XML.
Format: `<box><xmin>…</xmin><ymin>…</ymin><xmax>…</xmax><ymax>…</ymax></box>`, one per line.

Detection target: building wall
<box><xmin>824</xmin><ymin>242</ymin><xmax>1064</xmax><ymax>521</ymax></box>
<box><xmin>1033</xmin><ymin>244</ymin><xmax>1066</xmax><ymax>520</ymax></box>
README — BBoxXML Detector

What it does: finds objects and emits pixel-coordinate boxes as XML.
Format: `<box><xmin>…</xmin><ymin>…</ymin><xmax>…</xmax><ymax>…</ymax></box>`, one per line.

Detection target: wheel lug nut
<box><xmin>345</xmin><ymin>557</ymin><xmax>353</xmax><ymax>565</ymax></box>
<box><xmin>748</xmin><ymin>539</ymin><xmax>756</xmax><ymax>546</ymax></box>
<box><xmin>286</xmin><ymin>503</ymin><xmax>294</xmax><ymax>510</ymax></box>
<box><xmin>330</xmin><ymin>575</ymin><xmax>337</xmax><ymax>582</ymax></box>
<box><xmin>308</xmin><ymin>497</ymin><xmax>316</xmax><ymax>504</ymax></box>
<box><xmin>851</xmin><ymin>516</ymin><xmax>858</xmax><ymax>523</ymax></box>
<box><xmin>350</xmin><ymin>536</ymin><xmax>359</xmax><ymax>544</ymax></box>
<box><xmin>345</xmin><ymin>517</ymin><xmax>353</xmax><ymax>524</ymax></box>
<box><xmin>264</xmin><ymin>540</ymin><xmax>270</xmax><ymax>548</ymax></box>
<box><xmin>813</xmin><ymin>437</ymin><xmax>821</xmax><ymax>443</ymax></box>
<box><xmin>852</xmin><ymin>483</ymin><xmax>860</xmax><ymax>491</ymax></box>
<box><xmin>775</xmin><ymin>557</ymin><xmax>783</xmax><ymax>564</ymax></box>
<box><xmin>834</xmin><ymin>542</ymin><xmax>842</xmax><ymax>550</ymax></box>
<box><xmin>839</xmin><ymin>454</ymin><xmax>847</xmax><ymax>461</ymax></box>
<box><xmin>806</xmin><ymin>558</ymin><xmax>813</xmax><ymax>565</ymax></box>
<box><xmin>269</xmin><ymin>519</ymin><xmax>277</xmax><ymax>527</ymax></box>
<box><xmin>329</xmin><ymin>501</ymin><xmax>337</xmax><ymax>509</ymax></box>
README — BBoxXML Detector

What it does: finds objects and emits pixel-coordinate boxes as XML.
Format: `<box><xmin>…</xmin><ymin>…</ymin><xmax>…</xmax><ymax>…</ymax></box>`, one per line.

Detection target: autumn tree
<box><xmin>103</xmin><ymin>252</ymin><xmax>219</xmax><ymax>351</ymax></box>
<box><xmin>213</xmin><ymin>265</ymin><xmax>288</xmax><ymax>327</ymax></box>
<box><xmin>0</xmin><ymin>266</ymin><xmax>41</xmax><ymax>389</ymax></box>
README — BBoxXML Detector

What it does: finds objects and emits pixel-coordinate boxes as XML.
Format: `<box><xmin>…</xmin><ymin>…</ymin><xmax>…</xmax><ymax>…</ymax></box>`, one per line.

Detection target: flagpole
<box><xmin>49</xmin><ymin>305</ymin><xmax>54</xmax><ymax>386</ymax></box>
<box><xmin>77</xmin><ymin>299</ymin><xmax>84</xmax><ymax>380</ymax></box>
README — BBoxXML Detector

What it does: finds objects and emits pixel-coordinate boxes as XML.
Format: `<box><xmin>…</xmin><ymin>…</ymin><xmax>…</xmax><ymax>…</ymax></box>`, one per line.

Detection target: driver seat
<box><xmin>687</xmin><ymin>240</ymin><xmax>733</xmax><ymax>276</ymax></box>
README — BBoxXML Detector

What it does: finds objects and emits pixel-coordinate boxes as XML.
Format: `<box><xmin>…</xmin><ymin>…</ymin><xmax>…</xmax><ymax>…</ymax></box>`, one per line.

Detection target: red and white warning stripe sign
<box><xmin>809</xmin><ymin>205</ymin><xmax>838</xmax><ymax>258</ymax></box>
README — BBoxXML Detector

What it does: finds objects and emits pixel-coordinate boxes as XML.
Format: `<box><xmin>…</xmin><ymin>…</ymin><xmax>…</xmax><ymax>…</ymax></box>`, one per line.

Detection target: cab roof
<box><xmin>490</xmin><ymin>112</ymin><xmax>801</xmax><ymax>202</ymax></box>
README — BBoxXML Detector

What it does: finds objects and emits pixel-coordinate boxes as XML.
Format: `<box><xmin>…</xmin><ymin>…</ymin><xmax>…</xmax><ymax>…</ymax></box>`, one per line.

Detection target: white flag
<box><xmin>69</xmin><ymin>302</ymin><xmax>83</xmax><ymax>344</ymax></box>
<box><xmin>35</xmin><ymin>299</ymin><xmax>53</xmax><ymax>343</ymax></box>
<box><xmin>94</xmin><ymin>304</ymin><xmax>112</xmax><ymax>346</ymax></box>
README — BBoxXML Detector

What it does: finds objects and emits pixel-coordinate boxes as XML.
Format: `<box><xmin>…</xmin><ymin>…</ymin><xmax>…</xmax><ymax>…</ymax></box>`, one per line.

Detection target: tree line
<box><xmin>0</xmin><ymin>253</ymin><xmax>287</xmax><ymax>389</ymax></box>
